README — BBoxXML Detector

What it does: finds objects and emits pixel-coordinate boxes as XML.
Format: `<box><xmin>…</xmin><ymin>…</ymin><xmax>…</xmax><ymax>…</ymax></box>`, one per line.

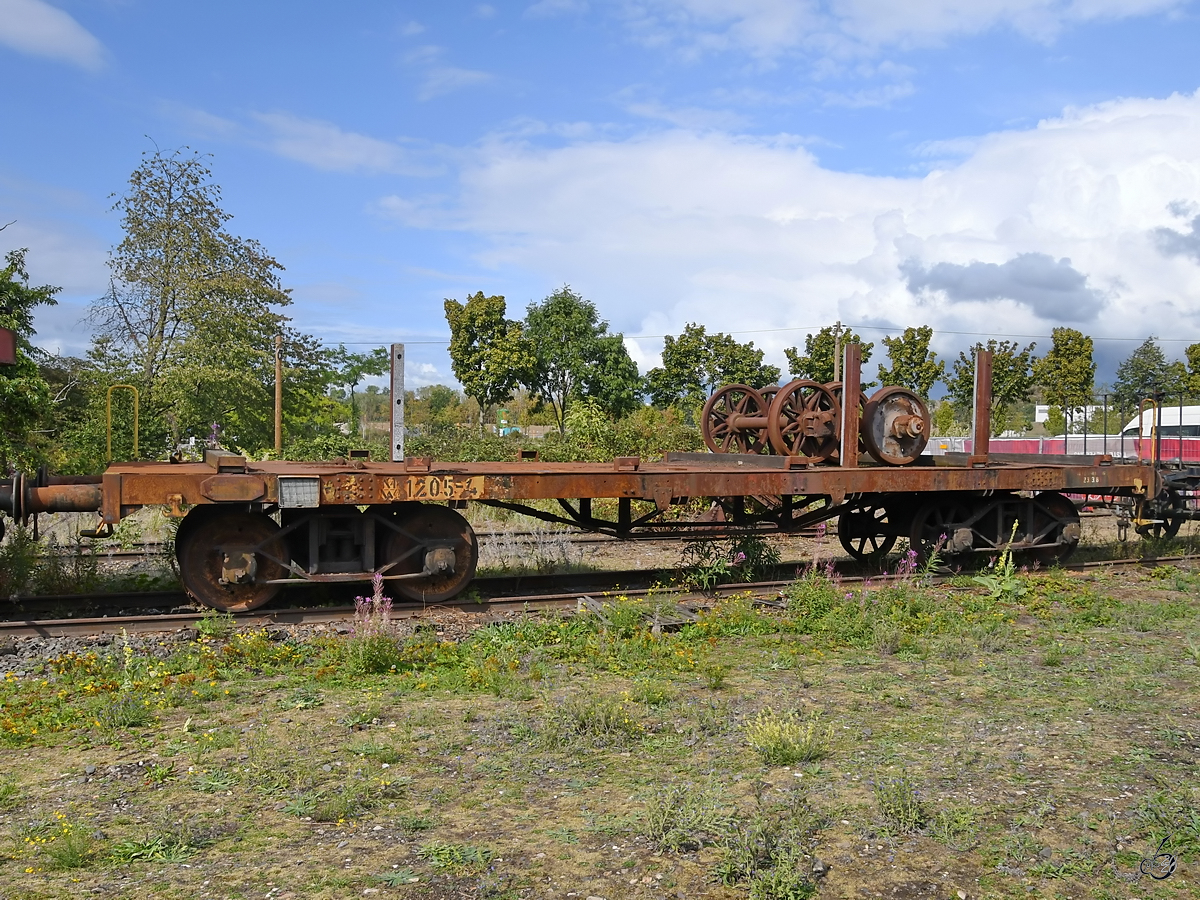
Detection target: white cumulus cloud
<box><xmin>0</xmin><ymin>0</ymin><xmax>105</xmax><ymax>70</ymax></box>
<box><xmin>380</xmin><ymin>90</ymin><xmax>1200</xmax><ymax>372</ymax></box>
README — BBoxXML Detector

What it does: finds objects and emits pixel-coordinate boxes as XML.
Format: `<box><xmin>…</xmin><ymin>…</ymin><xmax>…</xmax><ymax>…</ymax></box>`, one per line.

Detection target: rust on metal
<box><xmin>839</xmin><ymin>343</ymin><xmax>861</xmax><ymax>469</ymax></box>
<box><xmin>973</xmin><ymin>348</ymin><xmax>993</xmax><ymax>465</ymax></box>
<box><xmin>201</xmin><ymin>474</ymin><xmax>266</xmax><ymax>502</ymax></box>
<box><xmin>0</xmin><ymin>327</ymin><xmax>16</xmax><ymax>365</ymax></box>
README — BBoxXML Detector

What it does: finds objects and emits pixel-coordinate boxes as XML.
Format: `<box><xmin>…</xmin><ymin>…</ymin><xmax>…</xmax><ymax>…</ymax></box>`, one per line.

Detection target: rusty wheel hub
<box><xmin>382</xmin><ymin>504</ymin><xmax>478</xmax><ymax>603</ymax></box>
<box><xmin>862</xmin><ymin>386</ymin><xmax>931</xmax><ymax>466</ymax></box>
<box><xmin>176</xmin><ymin>509</ymin><xmax>287</xmax><ymax>612</ymax></box>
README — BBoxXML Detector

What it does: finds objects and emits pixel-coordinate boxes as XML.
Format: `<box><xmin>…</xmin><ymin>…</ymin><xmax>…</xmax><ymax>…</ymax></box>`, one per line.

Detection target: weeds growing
<box><xmin>873</xmin><ymin>772</ymin><xmax>928</xmax><ymax>833</ymax></box>
<box><xmin>744</xmin><ymin>709</ymin><xmax>831</xmax><ymax>765</ymax></box>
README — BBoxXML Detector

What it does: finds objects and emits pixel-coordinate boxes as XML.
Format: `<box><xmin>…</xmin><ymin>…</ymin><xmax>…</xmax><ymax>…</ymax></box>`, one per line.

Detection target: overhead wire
<box><xmin>326</xmin><ymin>323</ymin><xmax>1200</xmax><ymax>347</ymax></box>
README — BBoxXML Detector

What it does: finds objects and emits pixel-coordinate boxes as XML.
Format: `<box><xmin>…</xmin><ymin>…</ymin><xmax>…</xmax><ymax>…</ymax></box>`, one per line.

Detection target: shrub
<box><xmin>873</xmin><ymin>773</ymin><xmax>928</xmax><ymax>832</ymax></box>
<box><xmin>744</xmin><ymin>709</ymin><xmax>831</xmax><ymax>766</ymax></box>
<box><xmin>643</xmin><ymin>781</ymin><xmax>733</xmax><ymax>851</ymax></box>
<box><xmin>549</xmin><ymin>694</ymin><xmax>644</xmax><ymax>746</ymax></box>
<box><xmin>416</xmin><ymin>840</ymin><xmax>494</xmax><ymax>873</ymax></box>
<box><xmin>40</xmin><ymin>820</ymin><xmax>98</xmax><ymax>870</ymax></box>
<box><xmin>715</xmin><ymin>789</ymin><xmax>823</xmax><ymax>900</ymax></box>
<box><xmin>93</xmin><ymin>692</ymin><xmax>154</xmax><ymax>730</ymax></box>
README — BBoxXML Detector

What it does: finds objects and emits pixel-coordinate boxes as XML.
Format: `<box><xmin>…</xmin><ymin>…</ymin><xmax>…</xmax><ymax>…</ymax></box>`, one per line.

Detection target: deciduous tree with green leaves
<box><xmin>645</xmin><ymin>323</ymin><xmax>780</xmax><ymax>409</ymax></box>
<box><xmin>83</xmin><ymin>147</ymin><xmax>330</xmax><ymax>458</ymax></box>
<box><xmin>944</xmin><ymin>340</ymin><xmax>1037</xmax><ymax>436</ymax></box>
<box><xmin>444</xmin><ymin>291</ymin><xmax>533</xmax><ymax>429</ymax></box>
<box><xmin>330</xmin><ymin>345</ymin><xmax>390</xmax><ymax>434</ymax></box>
<box><xmin>0</xmin><ymin>247</ymin><xmax>58</xmax><ymax>470</ymax></box>
<box><xmin>875</xmin><ymin>326</ymin><xmax>944</xmax><ymax>397</ymax></box>
<box><xmin>784</xmin><ymin>326</ymin><xmax>874</xmax><ymax>386</ymax></box>
<box><xmin>1112</xmin><ymin>337</ymin><xmax>1189</xmax><ymax>412</ymax></box>
<box><xmin>1032</xmin><ymin>327</ymin><xmax>1095</xmax><ymax>430</ymax></box>
<box><xmin>521</xmin><ymin>286</ymin><xmax>642</xmax><ymax>432</ymax></box>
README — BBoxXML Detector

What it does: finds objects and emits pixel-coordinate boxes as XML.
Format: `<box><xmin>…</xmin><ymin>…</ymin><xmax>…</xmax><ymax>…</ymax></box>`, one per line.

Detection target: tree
<box><xmin>1184</xmin><ymin>343</ymin><xmax>1200</xmax><ymax>397</ymax></box>
<box><xmin>1112</xmin><ymin>337</ymin><xmax>1189</xmax><ymax>411</ymax></box>
<box><xmin>85</xmin><ymin>147</ymin><xmax>327</xmax><ymax>456</ymax></box>
<box><xmin>583</xmin><ymin>333</ymin><xmax>643</xmax><ymax>420</ymax></box>
<box><xmin>444</xmin><ymin>291</ymin><xmax>532</xmax><ymax>428</ymax></box>
<box><xmin>1032</xmin><ymin>327</ymin><xmax>1095</xmax><ymax>429</ymax></box>
<box><xmin>645</xmin><ymin>323</ymin><xmax>780</xmax><ymax>409</ymax></box>
<box><xmin>784</xmin><ymin>326</ymin><xmax>874</xmax><ymax>385</ymax></box>
<box><xmin>944</xmin><ymin>340</ymin><xmax>1037</xmax><ymax>436</ymax></box>
<box><xmin>330</xmin><ymin>345</ymin><xmax>390</xmax><ymax>434</ymax></box>
<box><xmin>876</xmin><ymin>326</ymin><xmax>944</xmax><ymax>397</ymax></box>
<box><xmin>521</xmin><ymin>286</ymin><xmax>642</xmax><ymax>432</ymax></box>
<box><xmin>0</xmin><ymin>248</ymin><xmax>58</xmax><ymax>470</ymax></box>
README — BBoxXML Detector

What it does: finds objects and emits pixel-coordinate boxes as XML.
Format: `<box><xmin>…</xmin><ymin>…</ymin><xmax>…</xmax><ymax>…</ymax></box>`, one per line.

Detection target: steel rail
<box><xmin>1</xmin><ymin>552</ymin><xmax>1193</xmax><ymax>639</ymax></box>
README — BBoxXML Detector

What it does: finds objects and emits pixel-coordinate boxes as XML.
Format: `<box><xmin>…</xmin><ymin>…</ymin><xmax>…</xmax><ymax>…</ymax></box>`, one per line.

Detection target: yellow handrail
<box><xmin>106</xmin><ymin>384</ymin><xmax>139</xmax><ymax>461</ymax></box>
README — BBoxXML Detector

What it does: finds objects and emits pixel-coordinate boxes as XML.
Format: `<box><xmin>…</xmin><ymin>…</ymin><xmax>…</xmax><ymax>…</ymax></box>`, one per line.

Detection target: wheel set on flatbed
<box><xmin>701</xmin><ymin>380</ymin><xmax>930</xmax><ymax>465</ymax></box>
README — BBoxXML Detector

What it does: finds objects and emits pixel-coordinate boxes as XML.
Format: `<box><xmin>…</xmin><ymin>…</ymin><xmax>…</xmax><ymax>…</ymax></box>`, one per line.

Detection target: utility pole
<box><xmin>274</xmin><ymin>334</ymin><xmax>283</xmax><ymax>454</ymax></box>
<box><xmin>832</xmin><ymin>320</ymin><xmax>844</xmax><ymax>382</ymax></box>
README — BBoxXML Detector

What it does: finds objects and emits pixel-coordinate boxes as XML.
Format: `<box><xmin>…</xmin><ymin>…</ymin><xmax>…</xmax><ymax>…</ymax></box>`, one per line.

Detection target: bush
<box><xmin>347</xmin><ymin>575</ymin><xmax>403</xmax><ymax>674</ymax></box>
<box><xmin>744</xmin><ymin>709</ymin><xmax>831</xmax><ymax>765</ymax></box>
<box><xmin>874</xmin><ymin>773</ymin><xmax>928</xmax><ymax>832</ymax></box>
<box><xmin>643</xmin><ymin>781</ymin><xmax>733</xmax><ymax>851</ymax></box>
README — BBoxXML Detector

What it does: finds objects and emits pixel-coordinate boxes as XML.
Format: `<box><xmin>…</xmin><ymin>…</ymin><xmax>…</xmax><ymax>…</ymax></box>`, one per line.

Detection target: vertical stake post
<box><xmin>391</xmin><ymin>344</ymin><xmax>405</xmax><ymax>462</ymax></box>
<box><xmin>840</xmin><ymin>342</ymin><xmax>861</xmax><ymax>468</ymax></box>
<box><xmin>971</xmin><ymin>348</ymin><xmax>993</xmax><ymax>466</ymax></box>
<box><xmin>274</xmin><ymin>335</ymin><xmax>283</xmax><ymax>455</ymax></box>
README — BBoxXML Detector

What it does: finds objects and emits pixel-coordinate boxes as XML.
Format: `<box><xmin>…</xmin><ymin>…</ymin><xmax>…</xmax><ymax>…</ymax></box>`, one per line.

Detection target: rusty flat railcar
<box><xmin>0</xmin><ymin>348</ymin><xmax>1172</xmax><ymax>612</ymax></box>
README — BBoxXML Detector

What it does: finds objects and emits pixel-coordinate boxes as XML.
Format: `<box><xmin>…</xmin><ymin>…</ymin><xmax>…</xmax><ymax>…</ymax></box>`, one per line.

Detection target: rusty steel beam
<box><xmin>840</xmin><ymin>343</ymin><xmax>861</xmax><ymax>469</ymax></box>
<box><xmin>78</xmin><ymin>454</ymin><xmax>1154</xmax><ymax>523</ymax></box>
<box><xmin>972</xmin><ymin>348</ymin><xmax>993</xmax><ymax>466</ymax></box>
<box><xmin>5</xmin><ymin>445</ymin><xmax>1159</xmax><ymax>530</ymax></box>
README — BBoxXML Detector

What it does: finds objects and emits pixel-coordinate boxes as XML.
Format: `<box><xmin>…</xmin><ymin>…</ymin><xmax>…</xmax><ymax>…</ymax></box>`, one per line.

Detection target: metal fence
<box><xmin>931</xmin><ymin>392</ymin><xmax>1200</xmax><ymax>466</ymax></box>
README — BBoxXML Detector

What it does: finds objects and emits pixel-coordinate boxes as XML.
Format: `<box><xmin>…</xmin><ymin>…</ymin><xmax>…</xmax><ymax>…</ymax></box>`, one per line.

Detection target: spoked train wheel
<box><xmin>766</xmin><ymin>380</ymin><xmax>840</xmax><ymax>460</ymax></box>
<box><xmin>825</xmin><ymin>381</ymin><xmax>869</xmax><ymax>459</ymax></box>
<box><xmin>701</xmin><ymin>384</ymin><xmax>771</xmax><ymax>454</ymax></box>
<box><xmin>1028</xmin><ymin>491</ymin><xmax>1082</xmax><ymax>565</ymax></box>
<box><xmin>837</xmin><ymin>503</ymin><xmax>896</xmax><ymax>563</ymax></box>
<box><xmin>1136</xmin><ymin>488</ymin><xmax>1184</xmax><ymax>540</ymax></box>
<box><xmin>176</xmin><ymin>508</ymin><xmax>288</xmax><ymax>612</ymax></box>
<box><xmin>908</xmin><ymin>500</ymin><xmax>973</xmax><ymax>566</ymax></box>
<box><xmin>383</xmin><ymin>504</ymin><xmax>479</xmax><ymax>603</ymax></box>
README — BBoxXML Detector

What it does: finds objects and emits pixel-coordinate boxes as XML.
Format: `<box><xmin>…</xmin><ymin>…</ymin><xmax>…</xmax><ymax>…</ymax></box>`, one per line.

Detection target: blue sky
<box><xmin>4</xmin><ymin>0</ymin><xmax>1200</xmax><ymax>389</ymax></box>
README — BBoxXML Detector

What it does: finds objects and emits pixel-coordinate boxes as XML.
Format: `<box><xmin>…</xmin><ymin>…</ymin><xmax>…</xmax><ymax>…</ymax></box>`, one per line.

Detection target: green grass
<box><xmin>0</xmin><ymin>565</ymin><xmax>1196</xmax><ymax>899</ymax></box>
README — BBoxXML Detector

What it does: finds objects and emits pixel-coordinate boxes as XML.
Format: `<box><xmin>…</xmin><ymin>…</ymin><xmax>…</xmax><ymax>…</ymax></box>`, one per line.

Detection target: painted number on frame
<box><xmin>406</xmin><ymin>475</ymin><xmax>485</xmax><ymax>501</ymax></box>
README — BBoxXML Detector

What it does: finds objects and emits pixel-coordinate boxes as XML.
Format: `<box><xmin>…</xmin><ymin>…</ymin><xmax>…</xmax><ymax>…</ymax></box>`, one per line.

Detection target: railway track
<box><xmin>2</xmin><ymin>550</ymin><xmax>1194</xmax><ymax>639</ymax></box>
<box><xmin>27</xmin><ymin>525</ymin><xmax>829</xmax><ymax>562</ymax></box>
